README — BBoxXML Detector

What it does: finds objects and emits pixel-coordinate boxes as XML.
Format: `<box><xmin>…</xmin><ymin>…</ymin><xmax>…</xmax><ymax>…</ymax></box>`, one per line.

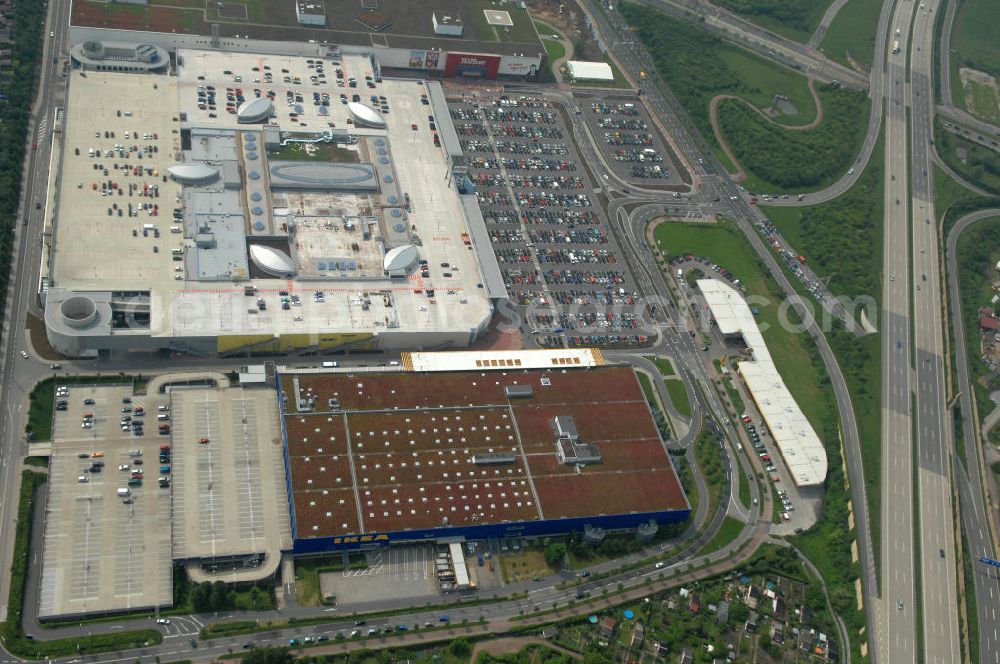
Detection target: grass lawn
<box><xmin>268</xmin><ymin>142</ymin><xmax>359</xmax><ymax>163</ymax></box>
<box><xmin>819</xmin><ymin>0</ymin><xmax>882</xmax><ymax>71</ymax></box>
<box><xmin>951</xmin><ymin>0</ymin><xmax>1000</xmax><ymax>80</ymax></box>
<box><xmin>470</xmin><ymin>0</ymin><xmax>539</xmax><ymax>44</ymax></box>
<box><xmin>649</xmin><ymin>355</ymin><xmax>676</xmax><ymax>376</ymax></box>
<box><xmin>717</xmin><ymin>49</ymin><xmax>818</xmax><ymax>126</ymax></box>
<box><xmin>935</xmin><ymin>163</ymin><xmax>980</xmax><ymax>222</ymax></box>
<box><xmin>501</xmin><ymin>549</ymin><xmax>553</xmax><ymax>583</ymax></box>
<box><xmin>653</xmin><ymin>220</ymin><xmax>827</xmax><ymax>433</ymax></box>
<box><xmin>722</xmin><ymin>375</ymin><xmax>745</xmax><ymax>415</ymax></box>
<box><xmin>533</xmin><ymin>19</ymin><xmax>566</xmax><ymax>62</ymax></box>
<box><xmin>26</xmin><ymin>380</ymin><xmax>55</xmax><ymax>441</ymax></box>
<box><xmin>737</xmin><ymin>461</ymin><xmax>752</xmax><ymax>507</ymax></box>
<box><xmin>964</xmin><ymin>79</ymin><xmax>1000</xmax><ymax>125</ymax></box>
<box><xmin>934</xmin><ymin>120</ymin><xmax>1000</xmax><ymax>194</ymax></box>
<box><xmin>694</xmin><ymin>430</ymin><xmax>725</xmax><ymax>520</ymax></box>
<box><xmin>700</xmin><ymin>516</ymin><xmax>745</xmax><ymax>555</ymax></box>
<box><xmin>664</xmin><ymin>378</ymin><xmax>692</xmax><ymax>418</ymax></box>
<box><xmin>636</xmin><ymin>371</ymin><xmax>659</xmax><ymax>409</ymax></box>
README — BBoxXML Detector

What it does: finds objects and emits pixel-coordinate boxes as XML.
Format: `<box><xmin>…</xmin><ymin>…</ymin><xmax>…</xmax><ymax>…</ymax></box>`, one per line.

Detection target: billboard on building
<box><xmin>424</xmin><ymin>50</ymin><xmax>441</xmax><ymax>70</ymax></box>
<box><xmin>408</xmin><ymin>50</ymin><xmax>425</xmax><ymax>68</ymax></box>
<box><xmin>445</xmin><ymin>52</ymin><xmax>501</xmax><ymax>78</ymax></box>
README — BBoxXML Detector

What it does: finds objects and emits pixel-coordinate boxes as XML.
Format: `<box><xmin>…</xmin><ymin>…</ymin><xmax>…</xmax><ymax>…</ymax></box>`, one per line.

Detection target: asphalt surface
<box><xmin>879</xmin><ymin>1</ymin><xmax>919</xmax><ymax>660</ymax></box>
<box><xmin>906</xmin><ymin>3</ymin><xmax>960</xmax><ymax>662</ymax></box>
<box><xmin>945</xmin><ymin>208</ymin><xmax>1000</xmax><ymax>664</ymax></box>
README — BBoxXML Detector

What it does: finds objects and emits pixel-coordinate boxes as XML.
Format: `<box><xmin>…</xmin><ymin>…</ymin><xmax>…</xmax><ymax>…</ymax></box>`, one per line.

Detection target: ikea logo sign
<box><xmin>331</xmin><ymin>533</ymin><xmax>390</xmax><ymax>545</ymax></box>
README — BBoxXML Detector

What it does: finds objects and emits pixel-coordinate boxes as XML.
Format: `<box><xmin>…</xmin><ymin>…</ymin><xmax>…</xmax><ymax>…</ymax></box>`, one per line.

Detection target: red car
<box><xmin>198</xmin><ymin>437</ymin><xmax>210</xmax><ymax>444</ymax></box>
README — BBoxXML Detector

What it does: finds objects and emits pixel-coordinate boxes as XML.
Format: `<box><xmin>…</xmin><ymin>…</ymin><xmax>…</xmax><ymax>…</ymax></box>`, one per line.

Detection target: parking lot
<box><xmin>577</xmin><ymin>95</ymin><xmax>684</xmax><ymax>187</ymax></box>
<box><xmin>38</xmin><ymin>383</ymin><xmax>173</xmax><ymax>619</ymax></box>
<box><xmin>448</xmin><ymin>93</ymin><xmax>650</xmax><ymax>348</ymax></box>
<box><xmin>178</xmin><ymin>51</ymin><xmax>385</xmax><ymax>132</ymax></box>
<box><xmin>170</xmin><ymin>386</ymin><xmax>291</xmax><ymax>566</ymax></box>
<box><xmin>320</xmin><ymin>544</ymin><xmax>439</xmax><ymax>608</ymax></box>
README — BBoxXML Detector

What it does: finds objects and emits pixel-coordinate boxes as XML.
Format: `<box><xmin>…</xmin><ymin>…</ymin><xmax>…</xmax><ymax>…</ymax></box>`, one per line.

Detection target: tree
<box><xmin>448</xmin><ymin>637</ymin><xmax>471</xmax><ymax>658</ymax></box>
<box><xmin>543</xmin><ymin>542</ymin><xmax>566</xmax><ymax>569</ymax></box>
<box><xmin>242</xmin><ymin>646</ymin><xmax>294</xmax><ymax>664</ymax></box>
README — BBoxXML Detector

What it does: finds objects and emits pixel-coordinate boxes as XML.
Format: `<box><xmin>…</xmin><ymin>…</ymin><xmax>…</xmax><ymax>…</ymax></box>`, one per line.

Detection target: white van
<box><xmin>321</xmin><ymin>361</ymin><xmax>339</xmax><ymax>368</ymax></box>
<box><xmin>117</xmin><ymin>488</ymin><xmax>131</xmax><ymax>497</ymax></box>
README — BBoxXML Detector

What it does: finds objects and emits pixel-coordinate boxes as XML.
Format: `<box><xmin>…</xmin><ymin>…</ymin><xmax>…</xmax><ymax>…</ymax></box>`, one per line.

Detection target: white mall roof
<box><xmin>383</xmin><ymin>244</ymin><xmax>418</xmax><ymax>272</ymax></box>
<box><xmin>697</xmin><ymin>279</ymin><xmax>827</xmax><ymax>487</ymax></box>
<box><xmin>249</xmin><ymin>244</ymin><xmax>295</xmax><ymax>276</ymax></box>
<box><xmin>403</xmin><ymin>348</ymin><xmax>605</xmax><ymax>373</ymax></box>
<box><xmin>566</xmin><ymin>60</ymin><xmax>614</xmax><ymax>82</ymax></box>
<box><xmin>237</xmin><ymin>97</ymin><xmax>273</xmax><ymax>123</ymax></box>
<box><xmin>167</xmin><ymin>163</ymin><xmax>219</xmax><ymax>184</ymax></box>
<box><xmin>347</xmin><ymin>101</ymin><xmax>385</xmax><ymax>128</ymax></box>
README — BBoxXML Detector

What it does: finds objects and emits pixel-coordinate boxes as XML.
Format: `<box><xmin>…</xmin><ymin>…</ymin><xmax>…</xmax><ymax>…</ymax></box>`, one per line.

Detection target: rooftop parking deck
<box><xmin>170</xmin><ymin>387</ymin><xmax>292</xmax><ymax>564</ymax></box>
<box><xmin>51</xmin><ymin>50</ymin><xmax>496</xmax><ymax>351</ymax></box>
<box><xmin>53</xmin><ymin>71</ymin><xmax>183</xmax><ymax>293</ymax></box>
<box><xmin>38</xmin><ymin>384</ymin><xmax>172</xmax><ymax>620</ymax></box>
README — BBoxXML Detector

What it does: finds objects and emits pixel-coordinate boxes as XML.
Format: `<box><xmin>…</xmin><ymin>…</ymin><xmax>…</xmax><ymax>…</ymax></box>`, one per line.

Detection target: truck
<box><xmin>892</xmin><ymin>40</ymin><xmax>901</xmax><ymax>54</ymax></box>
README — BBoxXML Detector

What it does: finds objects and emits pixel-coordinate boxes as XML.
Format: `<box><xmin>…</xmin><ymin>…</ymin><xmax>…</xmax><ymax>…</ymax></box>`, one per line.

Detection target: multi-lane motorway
<box><xmin>907</xmin><ymin>3</ymin><xmax>961</xmax><ymax>663</ymax></box>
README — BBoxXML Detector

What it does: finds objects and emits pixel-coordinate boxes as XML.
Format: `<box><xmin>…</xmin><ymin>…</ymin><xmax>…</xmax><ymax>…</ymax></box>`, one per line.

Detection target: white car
<box><xmin>156</xmin><ymin>618</ymin><xmax>170</xmax><ymax>625</ymax></box>
<box><xmin>20</xmin><ymin>351</ymin><xmax>28</xmax><ymax>358</ymax></box>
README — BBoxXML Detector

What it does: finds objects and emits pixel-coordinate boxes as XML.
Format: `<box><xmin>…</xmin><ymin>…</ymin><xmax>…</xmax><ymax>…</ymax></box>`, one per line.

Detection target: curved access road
<box><xmin>708</xmin><ymin>78</ymin><xmax>825</xmax><ymax>180</ymax></box>
<box><xmin>945</xmin><ymin>208</ymin><xmax>1000</xmax><ymax>664</ymax></box>
<box><xmin>809</xmin><ymin>0</ymin><xmax>852</xmax><ymax>49</ymax></box>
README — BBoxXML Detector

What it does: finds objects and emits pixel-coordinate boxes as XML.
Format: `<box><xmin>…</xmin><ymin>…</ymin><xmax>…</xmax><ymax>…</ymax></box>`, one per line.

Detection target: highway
<box><xmin>907</xmin><ymin>2</ymin><xmax>960</xmax><ymax>663</ymax></box>
<box><xmin>946</xmin><ymin>208</ymin><xmax>1000</xmax><ymax>664</ymax></box>
<box><xmin>878</xmin><ymin>0</ymin><xmax>919</xmax><ymax>660</ymax></box>
<box><xmin>0</xmin><ymin>0</ymin><xmax>72</xmax><ymax>622</ymax></box>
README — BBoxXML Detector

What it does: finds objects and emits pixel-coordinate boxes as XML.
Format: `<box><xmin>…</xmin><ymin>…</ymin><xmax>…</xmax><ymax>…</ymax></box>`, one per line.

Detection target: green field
<box><xmin>934</xmin><ymin>120</ymin><xmax>1000</xmax><ymax>194</ymax></box>
<box><xmin>964</xmin><ymin>80</ymin><xmax>1000</xmax><ymax>124</ymax></box>
<box><xmin>819</xmin><ymin>0</ymin><xmax>882</xmax><ymax>71</ymax></box>
<box><xmin>951</xmin><ymin>0</ymin><xmax>1000</xmax><ymax>80</ymax></box>
<box><xmin>664</xmin><ymin>378</ymin><xmax>692</xmax><ymax>418</ymax></box>
<box><xmin>653</xmin><ymin>221</ymin><xmax>828</xmax><ymax>433</ymax></box>
<box><xmin>700</xmin><ymin>516</ymin><xmax>745</xmax><ymax>555</ymax></box>
<box><xmin>713</xmin><ymin>0</ymin><xmax>832</xmax><ymax>44</ymax></box>
<box><xmin>716</xmin><ymin>50</ymin><xmax>819</xmax><ymax>126</ymax></box>
<box><xmin>761</xmin><ymin>129</ymin><xmax>884</xmax><ymax>302</ymax></box>
<box><xmin>621</xmin><ymin>3</ymin><xmax>866</xmax><ymax>189</ymax></box>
